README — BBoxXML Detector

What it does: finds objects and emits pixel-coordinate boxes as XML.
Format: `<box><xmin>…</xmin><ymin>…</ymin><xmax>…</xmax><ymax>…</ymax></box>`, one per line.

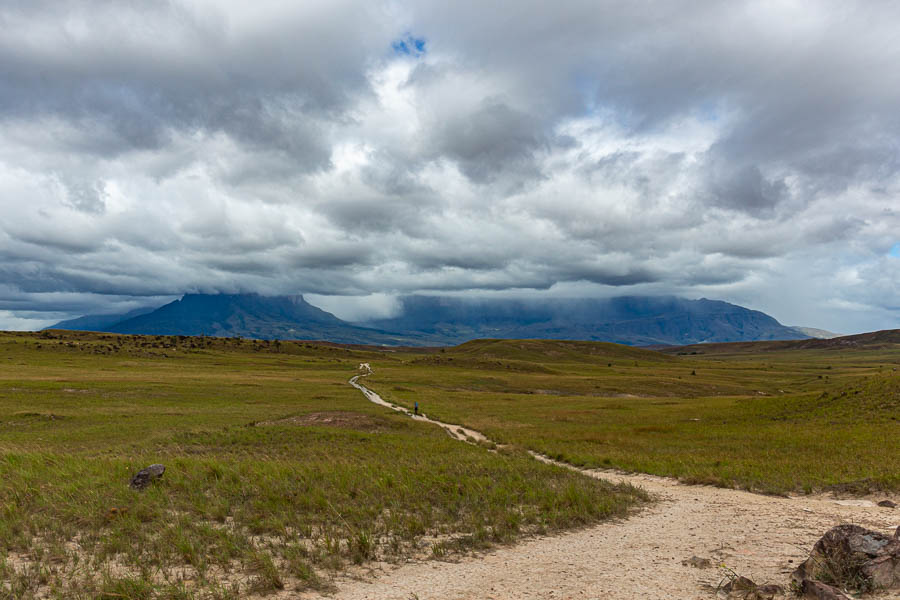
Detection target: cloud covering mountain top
<box><xmin>1</xmin><ymin>1</ymin><xmax>899</xmax><ymax>332</ymax></box>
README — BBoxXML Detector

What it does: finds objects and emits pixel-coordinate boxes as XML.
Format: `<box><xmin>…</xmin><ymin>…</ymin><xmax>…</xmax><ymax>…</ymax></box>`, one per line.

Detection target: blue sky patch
<box><xmin>889</xmin><ymin>243</ymin><xmax>900</xmax><ymax>258</ymax></box>
<box><xmin>392</xmin><ymin>35</ymin><xmax>426</xmax><ymax>57</ymax></box>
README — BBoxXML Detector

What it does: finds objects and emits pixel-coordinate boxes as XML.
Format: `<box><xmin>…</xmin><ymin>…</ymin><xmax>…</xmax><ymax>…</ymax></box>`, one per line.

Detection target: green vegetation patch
<box><xmin>368</xmin><ymin>341</ymin><xmax>900</xmax><ymax>496</ymax></box>
<box><xmin>0</xmin><ymin>331</ymin><xmax>645</xmax><ymax>599</ymax></box>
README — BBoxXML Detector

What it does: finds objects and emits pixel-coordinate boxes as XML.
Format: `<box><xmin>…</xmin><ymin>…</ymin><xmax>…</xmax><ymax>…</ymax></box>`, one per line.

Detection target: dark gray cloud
<box><xmin>430</xmin><ymin>99</ymin><xmax>548</xmax><ymax>184</ymax></box>
<box><xmin>704</xmin><ymin>163</ymin><xmax>789</xmax><ymax>216</ymax></box>
<box><xmin>0</xmin><ymin>1</ymin><xmax>899</xmax><ymax>333</ymax></box>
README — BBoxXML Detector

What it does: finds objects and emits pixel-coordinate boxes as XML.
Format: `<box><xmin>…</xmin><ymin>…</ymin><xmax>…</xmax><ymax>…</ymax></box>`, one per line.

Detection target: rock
<box><xmin>753</xmin><ymin>584</ymin><xmax>784</xmax><ymax>599</ymax></box>
<box><xmin>683</xmin><ymin>555</ymin><xmax>712</xmax><ymax>568</ymax></box>
<box><xmin>722</xmin><ymin>575</ymin><xmax>756</xmax><ymax>592</ymax></box>
<box><xmin>792</xmin><ymin>524</ymin><xmax>900</xmax><ymax>593</ymax></box>
<box><xmin>129</xmin><ymin>463</ymin><xmax>165</xmax><ymax>490</ymax></box>
<box><xmin>877</xmin><ymin>499</ymin><xmax>897</xmax><ymax>508</ymax></box>
<box><xmin>721</xmin><ymin>577</ymin><xmax>784</xmax><ymax>600</ymax></box>
<box><xmin>798</xmin><ymin>580</ymin><xmax>850</xmax><ymax>600</ymax></box>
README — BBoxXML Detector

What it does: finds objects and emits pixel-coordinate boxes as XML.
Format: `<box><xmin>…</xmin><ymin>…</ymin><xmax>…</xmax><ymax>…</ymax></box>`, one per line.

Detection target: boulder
<box><xmin>878</xmin><ymin>500</ymin><xmax>897</xmax><ymax>508</ymax></box>
<box><xmin>792</xmin><ymin>524</ymin><xmax>900</xmax><ymax>593</ymax></box>
<box><xmin>129</xmin><ymin>463</ymin><xmax>166</xmax><ymax>490</ymax></box>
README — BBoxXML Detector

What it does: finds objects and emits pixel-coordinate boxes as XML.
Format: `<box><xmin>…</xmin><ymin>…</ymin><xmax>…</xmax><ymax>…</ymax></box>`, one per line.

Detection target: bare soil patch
<box><xmin>312</xmin><ymin>470</ymin><xmax>900</xmax><ymax>600</ymax></box>
<box><xmin>256</xmin><ymin>411</ymin><xmax>390</xmax><ymax>432</ymax></box>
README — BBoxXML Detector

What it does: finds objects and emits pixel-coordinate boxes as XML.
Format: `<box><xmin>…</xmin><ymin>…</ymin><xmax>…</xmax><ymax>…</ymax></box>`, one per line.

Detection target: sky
<box><xmin>1</xmin><ymin>1</ymin><xmax>899</xmax><ymax>333</ymax></box>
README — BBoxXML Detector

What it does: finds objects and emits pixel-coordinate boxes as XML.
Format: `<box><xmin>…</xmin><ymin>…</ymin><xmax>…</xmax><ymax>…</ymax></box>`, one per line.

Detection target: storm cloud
<box><xmin>1</xmin><ymin>1</ymin><xmax>898</xmax><ymax>333</ymax></box>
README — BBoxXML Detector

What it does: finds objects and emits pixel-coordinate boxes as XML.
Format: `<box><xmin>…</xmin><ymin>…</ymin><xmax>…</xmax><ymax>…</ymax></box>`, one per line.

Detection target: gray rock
<box><xmin>129</xmin><ymin>463</ymin><xmax>165</xmax><ymax>490</ymax></box>
<box><xmin>877</xmin><ymin>499</ymin><xmax>896</xmax><ymax>508</ymax></box>
<box><xmin>792</xmin><ymin>524</ymin><xmax>900</xmax><ymax>593</ymax></box>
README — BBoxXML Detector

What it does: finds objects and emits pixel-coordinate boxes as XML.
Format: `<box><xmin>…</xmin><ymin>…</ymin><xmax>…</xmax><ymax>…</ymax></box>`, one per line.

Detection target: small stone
<box><xmin>721</xmin><ymin>577</ymin><xmax>783</xmax><ymax>600</ymax></box>
<box><xmin>129</xmin><ymin>463</ymin><xmax>165</xmax><ymax>490</ymax></box>
<box><xmin>682</xmin><ymin>555</ymin><xmax>712</xmax><ymax>568</ymax></box>
<box><xmin>877</xmin><ymin>499</ymin><xmax>896</xmax><ymax>508</ymax></box>
<box><xmin>753</xmin><ymin>584</ymin><xmax>784</xmax><ymax>600</ymax></box>
<box><xmin>722</xmin><ymin>576</ymin><xmax>756</xmax><ymax>593</ymax></box>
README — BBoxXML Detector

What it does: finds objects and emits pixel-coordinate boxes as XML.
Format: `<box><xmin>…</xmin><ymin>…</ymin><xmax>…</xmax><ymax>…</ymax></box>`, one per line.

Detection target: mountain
<box><xmin>52</xmin><ymin>306</ymin><xmax>158</xmax><ymax>331</ymax></box>
<box><xmin>53</xmin><ymin>294</ymin><xmax>414</xmax><ymax>345</ymax></box>
<box><xmin>358</xmin><ymin>296</ymin><xmax>809</xmax><ymax>346</ymax></box>
<box><xmin>48</xmin><ymin>293</ymin><xmax>810</xmax><ymax>347</ymax></box>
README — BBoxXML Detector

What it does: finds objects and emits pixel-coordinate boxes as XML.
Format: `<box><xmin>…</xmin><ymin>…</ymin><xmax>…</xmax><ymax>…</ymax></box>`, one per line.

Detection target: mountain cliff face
<box><xmin>108</xmin><ymin>294</ymin><xmax>343</xmax><ymax>336</ymax></box>
<box><xmin>359</xmin><ymin>296</ymin><xmax>808</xmax><ymax>346</ymax></box>
<box><xmin>55</xmin><ymin>294</ymin><xmax>413</xmax><ymax>345</ymax></box>
<box><xmin>49</xmin><ymin>293</ymin><xmax>809</xmax><ymax>346</ymax></box>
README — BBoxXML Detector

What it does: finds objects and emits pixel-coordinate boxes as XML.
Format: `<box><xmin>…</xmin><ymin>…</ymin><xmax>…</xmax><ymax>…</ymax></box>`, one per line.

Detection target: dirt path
<box><xmin>330</xmin><ymin>372</ymin><xmax>900</xmax><ymax>600</ymax></box>
<box><xmin>349</xmin><ymin>373</ymin><xmax>487</xmax><ymax>443</ymax></box>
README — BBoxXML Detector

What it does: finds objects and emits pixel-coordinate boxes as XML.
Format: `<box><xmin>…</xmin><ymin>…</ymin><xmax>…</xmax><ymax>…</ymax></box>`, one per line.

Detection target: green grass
<box><xmin>5</xmin><ymin>330</ymin><xmax>897</xmax><ymax>597</ymax></box>
<box><xmin>0</xmin><ymin>331</ymin><xmax>646</xmax><ymax>599</ymax></box>
<box><xmin>366</xmin><ymin>339</ymin><xmax>900</xmax><ymax>495</ymax></box>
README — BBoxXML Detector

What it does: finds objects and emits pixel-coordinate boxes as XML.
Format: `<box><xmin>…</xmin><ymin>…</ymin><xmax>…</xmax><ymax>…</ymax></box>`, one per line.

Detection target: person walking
<box><xmin>414</xmin><ymin>401</ymin><xmax>419</xmax><ymax>416</ymax></box>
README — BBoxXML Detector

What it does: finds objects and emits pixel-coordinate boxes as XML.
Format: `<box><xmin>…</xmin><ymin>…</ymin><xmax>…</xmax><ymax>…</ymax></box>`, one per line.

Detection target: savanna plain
<box><xmin>1</xmin><ymin>329</ymin><xmax>898</xmax><ymax>599</ymax></box>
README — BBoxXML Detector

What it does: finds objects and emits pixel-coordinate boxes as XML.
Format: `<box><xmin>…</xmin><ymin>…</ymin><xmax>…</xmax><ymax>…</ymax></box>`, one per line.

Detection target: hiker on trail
<box><xmin>414</xmin><ymin>401</ymin><xmax>419</xmax><ymax>415</ymax></box>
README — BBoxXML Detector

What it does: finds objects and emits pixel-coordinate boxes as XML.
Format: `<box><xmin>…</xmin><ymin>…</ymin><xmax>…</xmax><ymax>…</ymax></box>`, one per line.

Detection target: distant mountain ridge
<box><xmin>54</xmin><ymin>294</ymin><xmax>414</xmax><ymax>345</ymax></box>
<box><xmin>48</xmin><ymin>293</ymin><xmax>811</xmax><ymax>346</ymax></box>
<box><xmin>51</xmin><ymin>306</ymin><xmax>157</xmax><ymax>332</ymax></box>
<box><xmin>358</xmin><ymin>296</ymin><xmax>808</xmax><ymax>346</ymax></box>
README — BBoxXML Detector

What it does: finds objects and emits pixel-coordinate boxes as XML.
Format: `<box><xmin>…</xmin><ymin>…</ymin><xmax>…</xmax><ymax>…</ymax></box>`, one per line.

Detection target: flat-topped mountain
<box><xmin>358</xmin><ymin>295</ymin><xmax>808</xmax><ymax>346</ymax></box>
<box><xmin>49</xmin><ymin>293</ymin><xmax>810</xmax><ymax>346</ymax></box>
<box><xmin>53</xmin><ymin>294</ymin><xmax>414</xmax><ymax>345</ymax></box>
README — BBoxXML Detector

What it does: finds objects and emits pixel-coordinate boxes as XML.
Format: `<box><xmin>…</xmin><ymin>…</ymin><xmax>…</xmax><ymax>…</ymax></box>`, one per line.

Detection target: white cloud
<box><xmin>0</xmin><ymin>1</ymin><xmax>898</xmax><ymax>332</ymax></box>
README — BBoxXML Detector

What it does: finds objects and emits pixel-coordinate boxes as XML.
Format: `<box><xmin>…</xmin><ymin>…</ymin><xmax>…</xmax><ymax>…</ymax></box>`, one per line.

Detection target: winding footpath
<box><xmin>349</xmin><ymin>372</ymin><xmax>488</xmax><ymax>444</ymax></box>
<box><xmin>324</xmin><ymin>370</ymin><xmax>900</xmax><ymax>600</ymax></box>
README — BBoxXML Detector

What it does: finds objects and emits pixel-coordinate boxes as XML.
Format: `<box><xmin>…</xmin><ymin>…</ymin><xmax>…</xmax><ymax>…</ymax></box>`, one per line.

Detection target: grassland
<box><xmin>3</xmin><ymin>330</ymin><xmax>898</xmax><ymax>598</ymax></box>
<box><xmin>0</xmin><ymin>331</ymin><xmax>646</xmax><ymax>599</ymax></box>
<box><xmin>367</xmin><ymin>338</ymin><xmax>900</xmax><ymax>495</ymax></box>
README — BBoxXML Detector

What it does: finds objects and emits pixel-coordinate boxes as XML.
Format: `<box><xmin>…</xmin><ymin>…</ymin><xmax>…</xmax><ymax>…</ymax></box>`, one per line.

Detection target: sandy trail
<box><xmin>349</xmin><ymin>373</ymin><xmax>488</xmax><ymax>443</ymax></box>
<box><xmin>330</xmin><ymin>371</ymin><xmax>900</xmax><ymax>600</ymax></box>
